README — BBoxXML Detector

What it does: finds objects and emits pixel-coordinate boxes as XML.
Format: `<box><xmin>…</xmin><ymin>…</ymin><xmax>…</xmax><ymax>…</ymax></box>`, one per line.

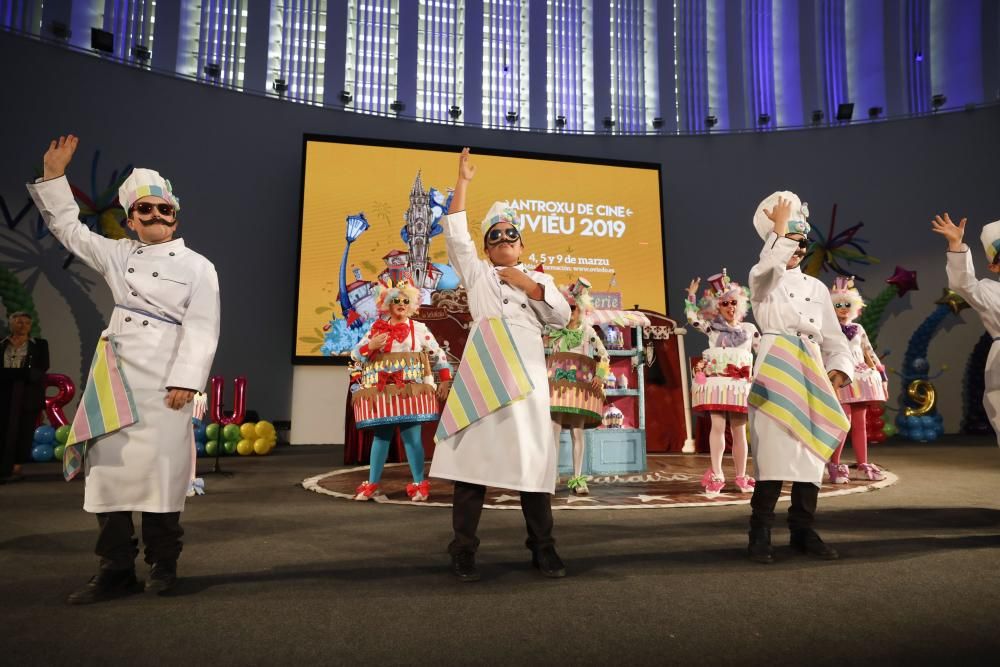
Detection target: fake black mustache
<box><xmin>138</xmin><ymin>217</ymin><xmax>177</xmax><ymax>228</ymax></box>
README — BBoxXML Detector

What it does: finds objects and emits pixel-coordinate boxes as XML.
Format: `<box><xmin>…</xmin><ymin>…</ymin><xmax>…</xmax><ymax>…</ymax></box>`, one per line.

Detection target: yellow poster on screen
<box><xmin>296</xmin><ymin>140</ymin><xmax>665</xmax><ymax>358</ymax></box>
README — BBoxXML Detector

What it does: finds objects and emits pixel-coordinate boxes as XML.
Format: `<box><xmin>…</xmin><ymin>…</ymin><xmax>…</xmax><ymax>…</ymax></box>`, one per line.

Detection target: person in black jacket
<box><xmin>1</xmin><ymin>311</ymin><xmax>50</xmax><ymax>482</ymax></box>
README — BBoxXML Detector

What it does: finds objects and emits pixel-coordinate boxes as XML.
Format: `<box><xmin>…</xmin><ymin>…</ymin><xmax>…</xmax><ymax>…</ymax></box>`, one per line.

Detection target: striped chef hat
<box><xmin>981</xmin><ymin>220</ymin><xmax>1000</xmax><ymax>264</ymax></box>
<box><xmin>119</xmin><ymin>168</ymin><xmax>181</xmax><ymax>214</ymax></box>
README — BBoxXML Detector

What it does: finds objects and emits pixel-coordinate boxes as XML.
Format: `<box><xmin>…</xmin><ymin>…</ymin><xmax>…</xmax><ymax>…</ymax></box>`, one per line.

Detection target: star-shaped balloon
<box><xmin>935</xmin><ymin>288</ymin><xmax>970</xmax><ymax>314</ymax></box>
<box><xmin>886</xmin><ymin>266</ymin><xmax>919</xmax><ymax>297</ymax></box>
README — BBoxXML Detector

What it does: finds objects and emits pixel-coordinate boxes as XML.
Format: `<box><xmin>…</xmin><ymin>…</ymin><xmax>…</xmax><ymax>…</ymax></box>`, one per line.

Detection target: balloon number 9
<box><xmin>904</xmin><ymin>379</ymin><xmax>936</xmax><ymax>417</ymax></box>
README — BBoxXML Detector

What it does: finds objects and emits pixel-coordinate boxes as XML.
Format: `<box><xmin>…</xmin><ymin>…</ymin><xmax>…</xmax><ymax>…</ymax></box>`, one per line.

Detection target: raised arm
<box><xmin>748</xmin><ymin>197</ymin><xmax>798</xmax><ymax>302</ymax></box>
<box><xmin>683</xmin><ymin>277</ymin><xmax>712</xmax><ymax>335</ymax></box>
<box><xmin>442</xmin><ymin>148</ymin><xmax>487</xmax><ymax>287</ymax></box>
<box><xmin>26</xmin><ymin>136</ymin><xmax>120</xmax><ymax>274</ymax></box>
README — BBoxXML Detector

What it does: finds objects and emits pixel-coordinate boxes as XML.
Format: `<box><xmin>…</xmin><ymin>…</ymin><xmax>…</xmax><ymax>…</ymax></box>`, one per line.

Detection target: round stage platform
<box><xmin>302</xmin><ymin>454</ymin><xmax>898</xmax><ymax>510</ymax></box>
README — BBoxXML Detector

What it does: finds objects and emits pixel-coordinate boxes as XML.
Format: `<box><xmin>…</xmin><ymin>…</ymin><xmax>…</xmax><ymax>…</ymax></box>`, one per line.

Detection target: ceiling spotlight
<box><xmin>867</xmin><ymin>106</ymin><xmax>883</xmax><ymax>119</ymax></box>
<box><xmin>555</xmin><ymin>115</ymin><xmax>566</xmax><ymax>128</ymax></box>
<box><xmin>705</xmin><ymin>115</ymin><xmax>718</xmax><ymax>129</ymax></box>
<box><xmin>651</xmin><ymin>117</ymin><xmax>664</xmax><ymax>129</ymax></box>
<box><xmin>273</xmin><ymin>78</ymin><xmax>288</xmax><ymax>94</ymax></box>
<box><xmin>757</xmin><ymin>113</ymin><xmax>770</xmax><ymax>126</ymax></box>
<box><xmin>603</xmin><ymin>116</ymin><xmax>615</xmax><ymax>129</ymax></box>
<box><xmin>449</xmin><ymin>105</ymin><xmax>461</xmax><ymax>119</ymax></box>
<box><xmin>390</xmin><ymin>99</ymin><xmax>405</xmax><ymax>113</ymax></box>
<box><xmin>50</xmin><ymin>21</ymin><xmax>71</xmax><ymax>41</ymax></box>
<box><xmin>339</xmin><ymin>90</ymin><xmax>353</xmax><ymax>104</ymax></box>
<box><xmin>836</xmin><ymin>102</ymin><xmax>855</xmax><ymax>121</ymax></box>
<box><xmin>91</xmin><ymin>28</ymin><xmax>114</xmax><ymax>53</ymax></box>
<box><xmin>131</xmin><ymin>45</ymin><xmax>151</xmax><ymax>61</ymax></box>
<box><xmin>932</xmin><ymin>94</ymin><xmax>947</xmax><ymax>110</ymax></box>
<box><xmin>811</xmin><ymin>109</ymin><xmax>824</xmax><ymax>124</ymax></box>
<box><xmin>203</xmin><ymin>63</ymin><xmax>221</xmax><ymax>78</ymax></box>
<box><xmin>505</xmin><ymin>110</ymin><xmax>519</xmax><ymax>123</ymax></box>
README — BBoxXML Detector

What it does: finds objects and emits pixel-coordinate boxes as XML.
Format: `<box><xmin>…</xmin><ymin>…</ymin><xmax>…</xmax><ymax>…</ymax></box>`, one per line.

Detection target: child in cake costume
<box><xmin>932</xmin><ymin>213</ymin><xmax>1000</xmax><ymax>445</ymax></box>
<box><xmin>546</xmin><ymin>278</ymin><xmax>610</xmax><ymax>496</ymax></box>
<box><xmin>351</xmin><ymin>278</ymin><xmax>452</xmax><ymax>502</ymax></box>
<box><xmin>685</xmin><ymin>269</ymin><xmax>760</xmax><ymax>495</ymax></box>
<box><xmin>430</xmin><ymin>148</ymin><xmax>571</xmax><ymax>582</ymax></box>
<box><xmin>827</xmin><ymin>276</ymin><xmax>889</xmax><ymax>482</ymax></box>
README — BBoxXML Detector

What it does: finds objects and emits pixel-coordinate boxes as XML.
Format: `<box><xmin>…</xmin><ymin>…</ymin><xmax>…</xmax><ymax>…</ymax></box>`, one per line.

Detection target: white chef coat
<box><xmin>429</xmin><ymin>211</ymin><xmax>571</xmax><ymax>493</ymax></box>
<box><xmin>27</xmin><ymin>176</ymin><xmax>220</xmax><ymax>513</ymax></box>
<box><xmin>748</xmin><ymin>233</ymin><xmax>854</xmax><ymax>484</ymax></box>
<box><xmin>946</xmin><ymin>248</ymin><xmax>1000</xmax><ymax>445</ymax></box>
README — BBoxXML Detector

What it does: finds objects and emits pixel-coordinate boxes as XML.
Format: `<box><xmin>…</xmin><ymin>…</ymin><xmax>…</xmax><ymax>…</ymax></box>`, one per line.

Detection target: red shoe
<box><xmin>407</xmin><ymin>480</ymin><xmax>430</xmax><ymax>502</ymax></box>
<box><xmin>354</xmin><ymin>481</ymin><xmax>379</xmax><ymax>501</ymax></box>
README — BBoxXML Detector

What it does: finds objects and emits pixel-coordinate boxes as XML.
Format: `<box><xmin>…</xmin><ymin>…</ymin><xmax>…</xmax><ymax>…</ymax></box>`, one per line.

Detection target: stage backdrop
<box><xmin>294</xmin><ymin>137</ymin><xmax>665</xmax><ymax>361</ymax></box>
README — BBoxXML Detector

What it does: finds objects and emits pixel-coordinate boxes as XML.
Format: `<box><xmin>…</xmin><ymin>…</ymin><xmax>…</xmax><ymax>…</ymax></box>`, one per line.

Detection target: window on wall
<box><xmin>546</xmin><ymin>0</ymin><xmax>593</xmax><ymax>132</ymax></box>
<box><xmin>178</xmin><ymin>0</ymin><xmax>249</xmax><ymax>88</ymax></box>
<box><xmin>482</xmin><ymin>0</ymin><xmax>530</xmax><ymax>129</ymax></box>
<box><xmin>268</xmin><ymin>0</ymin><xmax>327</xmax><ymax>104</ymax></box>
<box><xmin>1</xmin><ymin>0</ymin><xmax>43</xmax><ymax>34</ymax></box>
<box><xmin>417</xmin><ymin>0</ymin><xmax>464</xmax><ymax>123</ymax></box>
<box><xmin>610</xmin><ymin>0</ymin><xmax>657</xmax><ymax>133</ymax></box>
<box><xmin>345</xmin><ymin>0</ymin><xmax>399</xmax><ymax>115</ymax></box>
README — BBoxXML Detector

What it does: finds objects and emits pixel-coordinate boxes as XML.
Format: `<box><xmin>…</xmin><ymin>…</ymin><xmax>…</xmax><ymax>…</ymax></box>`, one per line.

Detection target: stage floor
<box><xmin>303</xmin><ymin>453</ymin><xmax>898</xmax><ymax>509</ymax></box>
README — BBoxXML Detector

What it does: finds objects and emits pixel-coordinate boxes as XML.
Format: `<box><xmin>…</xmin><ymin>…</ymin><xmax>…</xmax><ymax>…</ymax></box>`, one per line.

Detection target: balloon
<box><xmin>193</xmin><ymin>423</ymin><xmax>207</xmax><ymax>442</ymax></box>
<box><xmin>53</xmin><ymin>444</ymin><xmax>65</xmax><ymax>460</ymax></box>
<box><xmin>43</xmin><ymin>374</ymin><xmax>75</xmax><ymax>428</ymax></box>
<box><xmin>255</xmin><ymin>421</ymin><xmax>276</xmax><ymax>438</ymax></box>
<box><xmin>205</xmin><ymin>439</ymin><xmax>220</xmax><ymax>457</ymax></box>
<box><xmin>222</xmin><ymin>423</ymin><xmax>241</xmax><ymax>442</ymax></box>
<box><xmin>205</xmin><ymin>423</ymin><xmax>220</xmax><ymax>441</ymax></box>
<box><xmin>33</xmin><ymin>425</ymin><xmax>55</xmax><ymax>445</ymax></box>
<box><xmin>209</xmin><ymin>376</ymin><xmax>247</xmax><ymax>426</ymax></box>
<box><xmin>882</xmin><ymin>423</ymin><xmax>898</xmax><ymax>437</ymax></box>
<box><xmin>236</xmin><ymin>439</ymin><xmax>254</xmax><ymax>456</ymax></box>
<box><xmin>195</xmin><ymin>441</ymin><xmax>207</xmax><ymax>457</ymax></box>
<box><xmin>54</xmin><ymin>424</ymin><xmax>71</xmax><ymax>444</ymax></box>
<box><xmin>239</xmin><ymin>422</ymin><xmax>257</xmax><ymax>440</ymax></box>
<box><xmin>253</xmin><ymin>438</ymin><xmax>271</xmax><ymax>455</ymax></box>
<box><xmin>31</xmin><ymin>443</ymin><xmax>54</xmax><ymax>462</ymax></box>
<box><xmin>869</xmin><ymin>404</ymin><xmax>885</xmax><ymax>417</ymax></box>
<box><xmin>223</xmin><ymin>439</ymin><xmax>238</xmax><ymax>455</ymax></box>
<box><xmin>904</xmin><ymin>379</ymin><xmax>936</xmax><ymax>417</ymax></box>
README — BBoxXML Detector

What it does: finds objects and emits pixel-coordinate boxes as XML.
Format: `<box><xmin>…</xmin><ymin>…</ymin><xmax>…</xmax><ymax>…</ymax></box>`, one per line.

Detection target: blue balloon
<box><xmin>31</xmin><ymin>443</ymin><xmax>54</xmax><ymax>462</ymax></box>
<box><xmin>33</xmin><ymin>425</ymin><xmax>56</xmax><ymax>445</ymax></box>
<box><xmin>193</xmin><ymin>424</ymin><xmax>208</xmax><ymax>442</ymax></box>
<box><xmin>433</xmin><ymin>263</ymin><xmax>461</xmax><ymax>291</ymax></box>
<box><xmin>195</xmin><ymin>441</ymin><xmax>206</xmax><ymax>457</ymax></box>
<box><xmin>905</xmin><ymin>416</ymin><xmax>920</xmax><ymax>429</ymax></box>
<box><xmin>910</xmin><ymin>429</ymin><xmax>926</xmax><ymax>442</ymax></box>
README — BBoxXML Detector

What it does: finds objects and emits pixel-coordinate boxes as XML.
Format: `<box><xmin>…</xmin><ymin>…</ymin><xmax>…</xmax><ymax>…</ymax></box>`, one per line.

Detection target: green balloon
<box><xmin>55</xmin><ymin>425</ymin><xmax>71</xmax><ymax>444</ymax></box>
<box><xmin>205</xmin><ymin>423</ymin><xmax>220</xmax><ymax>440</ymax></box>
<box><xmin>223</xmin><ymin>439</ymin><xmax>238</xmax><ymax>455</ymax></box>
<box><xmin>882</xmin><ymin>423</ymin><xmax>898</xmax><ymax>438</ymax></box>
<box><xmin>222</xmin><ymin>423</ymin><xmax>241</xmax><ymax>442</ymax></box>
<box><xmin>205</xmin><ymin>439</ymin><xmax>220</xmax><ymax>457</ymax></box>
<box><xmin>53</xmin><ymin>444</ymin><xmax>65</xmax><ymax>460</ymax></box>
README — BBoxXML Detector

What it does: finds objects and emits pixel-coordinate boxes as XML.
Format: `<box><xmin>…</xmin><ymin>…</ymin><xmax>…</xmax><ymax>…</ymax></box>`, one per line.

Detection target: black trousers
<box><xmin>749</xmin><ymin>480</ymin><xmax>819</xmax><ymax>533</ymax></box>
<box><xmin>449</xmin><ymin>481</ymin><xmax>555</xmax><ymax>555</ymax></box>
<box><xmin>95</xmin><ymin>511</ymin><xmax>184</xmax><ymax>571</ymax></box>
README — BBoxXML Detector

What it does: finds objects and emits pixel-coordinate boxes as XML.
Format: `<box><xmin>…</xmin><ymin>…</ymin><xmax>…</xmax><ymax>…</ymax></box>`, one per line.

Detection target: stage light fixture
<box><xmin>506</xmin><ymin>110</ymin><xmax>519</xmax><ymax>123</ymax></box>
<box><xmin>273</xmin><ymin>78</ymin><xmax>288</xmax><ymax>94</ymax></box>
<box><xmin>91</xmin><ymin>28</ymin><xmax>114</xmax><ymax>53</ymax></box>
<box><xmin>50</xmin><ymin>21</ymin><xmax>71</xmax><ymax>41</ymax></box>
<box><xmin>203</xmin><ymin>63</ymin><xmax>221</xmax><ymax>78</ymax></box>
<box><xmin>868</xmin><ymin>106</ymin><xmax>882</xmax><ymax>119</ymax></box>
<box><xmin>932</xmin><ymin>94</ymin><xmax>947</xmax><ymax>110</ymax></box>
<box><xmin>132</xmin><ymin>45</ymin><xmax>151</xmax><ymax>61</ymax></box>
<box><xmin>811</xmin><ymin>109</ymin><xmax>824</xmax><ymax>124</ymax></box>
<box><xmin>340</xmin><ymin>90</ymin><xmax>353</xmax><ymax>104</ymax></box>
<box><xmin>603</xmin><ymin>116</ymin><xmax>615</xmax><ymax>129</ymax></box>
<box><xmin>705</xmin><ymin>115</ymin><xmax>717</xmax><ymax>129</ymax></box>
<box><xmin>836</xmin><ymin>102</ymin><xmax>855</xmax><ymax>121</ymax></box>
<box><xmin>757</xmin><ymin>113</ymin><xmax>770</xmax><ymax>126</ymax></box>
<box><xmin>390</xmin><ymin>100</ymin><xmax>405</xmax><ymax>113</ymax></box>
<box><xmin>449</xmin><ymin>105</ymin><xmax>462</xmax><ymax>119</ymax></box>
<box><xmin>651</xmin><ymin>117</ymin><xmax>664</xmax><ymax>129</ymax></box>
<box><xmin>555</xmin><ymin>115</ymin><xmax>566</xmax><ymax>128</ymax></box>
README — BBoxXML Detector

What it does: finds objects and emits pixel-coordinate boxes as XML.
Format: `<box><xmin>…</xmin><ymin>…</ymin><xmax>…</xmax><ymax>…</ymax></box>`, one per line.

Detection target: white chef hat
<box><xmin>752</xmin><ymin>191</ymin><xmax>810</xmax><ymax>241</ymax></box>
<box><xmin>981</xmin><ymin>220</ymin><xmax>1000</xmax><ymax>264</ymax></box>
<box><xmin>480</xmin><ymin>201</ymin><xmax>523</xmax><ymax>238</ymax></box>
<box><xmin>119</xmin><ymin>168</ymin><xmax>181</xmax><ymax>214</ymax></box>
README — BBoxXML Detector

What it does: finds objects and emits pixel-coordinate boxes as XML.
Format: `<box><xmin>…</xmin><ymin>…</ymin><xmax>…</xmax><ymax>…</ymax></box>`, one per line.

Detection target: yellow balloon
<box><xmin>253</xmin><ymin>438</ymin><xmax>271</xmax><ymax>455</ymax></box>
<box><xmin>904</xmin><ymin>380</ymin><xmax>936</xmax><ymax>416</ymax></box>
<box><xmin>240</xmin><ymin>422</ymin><xmax>258</xmax><ymax>440</ymax></box>
<box><xmin>255</xmin><ymin>421</ymin><xmax>276</xmax><ymax>438</ymax></box>
<box><xmin>236</xmin><ymin>439</ymin><xmax>254</xmax><ymax>456</ymax></box>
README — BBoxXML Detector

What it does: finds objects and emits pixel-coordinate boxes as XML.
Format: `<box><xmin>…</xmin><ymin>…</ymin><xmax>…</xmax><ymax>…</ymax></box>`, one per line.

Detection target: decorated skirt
<box><xmin>352</xmin><ymin>351</ymin><xmax>440</xmax><ymax>428</ymax></box>
<box><xmin>546</xmin><ymin>351</ymin><xmax>604</xmax><ymax>427</ymax></box>
<box><xmin>836</xmin><ymin>365</ymin><xmax>888</xmax><ymax>404</ymax></box>
<box><xmin>692</xmin><ymin>347</ymin><xmax>753</xmax><ymax>414</ymax></box>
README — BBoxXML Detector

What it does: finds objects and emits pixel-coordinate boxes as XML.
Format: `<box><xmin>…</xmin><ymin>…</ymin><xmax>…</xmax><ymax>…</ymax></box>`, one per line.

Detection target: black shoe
<box><xmin>790</xmin><ymin>530</ymin><xmax>840</xmax><ymax>560</ymax></box>
<box><xmin>450</xmin><ymin>552</ymin><xmax>480</xmax><ymax>582</ymax></box>
<box><xmin>145</xmin><ymin>561</ymin><xmax>177</xmax><ymax>595</ymax></box>
<box><xmin>531</xmin><ymin>547</ymin><xmax>567</xmax><ymax>578</ymax></box>
<box><xmin>747</xmin><ymin>528</ymin><xmax>774</xmax><ymax>564</ymax></box>
<box><xmin>66</xmin><ymin>568</ymin><xmax>140</xmax><ymax>605</ymax></box>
